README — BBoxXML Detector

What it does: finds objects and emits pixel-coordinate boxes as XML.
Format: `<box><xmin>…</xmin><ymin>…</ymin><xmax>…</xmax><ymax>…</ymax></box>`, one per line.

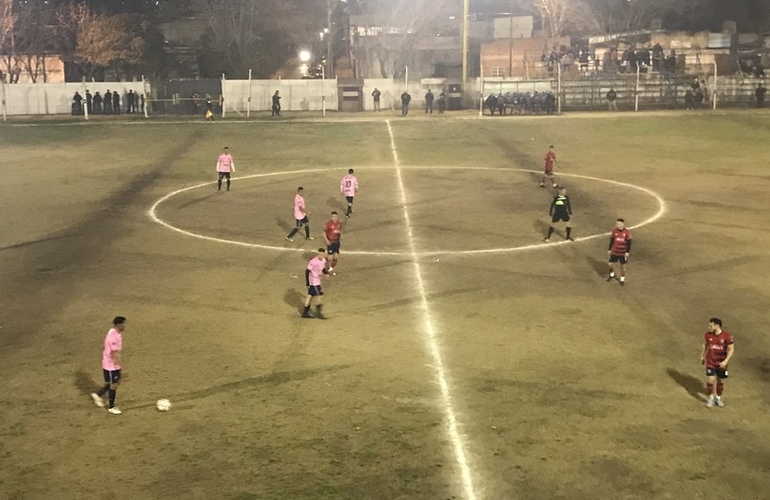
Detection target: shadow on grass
<box><xmin>122</xmin><ymin>364</ymin><xmax>353</xmax><ymax>411</ymax></box>
<box><xmin>326</xmin><ymin>196</ymin><xmax>346</xmax><ymax>212</ymax></box>
<box><xmin>276</xmin><ymin>216</ymin><xmax>293</xmax><ymax>233</ymax></box>
<box><xmin>666</xmin><ymin>368</ymin><xmax>704</xmax><ymax>401</ymax></box>
<box><xmin>284</xmin><ymin>287</ymin><xmax>305</xmax><ymax>312</ymax></box>
<box><xmin>74</xmin><ymin>369</ymin><xmax>96</xmax><ymax>395</ymax></box>
<box><xmin>586</xmin><ymin>255</ymin><xmax>608</xmax><ymax>278</ymax></box>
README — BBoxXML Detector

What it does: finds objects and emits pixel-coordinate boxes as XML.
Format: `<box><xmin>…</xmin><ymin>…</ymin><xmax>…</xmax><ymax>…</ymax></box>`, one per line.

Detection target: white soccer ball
<box><xmin>156</xmin><ymin>398</ymin><xmax>171</xmax><ymax>411</ymax></box>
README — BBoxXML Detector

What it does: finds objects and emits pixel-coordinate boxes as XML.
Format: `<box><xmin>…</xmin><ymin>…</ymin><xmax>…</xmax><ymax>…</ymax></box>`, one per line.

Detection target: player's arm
<box><xmin>230</xmin><ymin>159</ymin><xmax>235</xmax><ymax>172</ymax></box>
<box><xmin>625</xmin><ymin>237</ymin><xmax>632</xmax><ymax>256</ymax></box>
<box><xmin>700</xmin><ymin>342</ymin><xmax>707</xmax><ymax>365</ymax></box>
<box><xmin>566</xmin><ymin>197</ymin><xmax>572</xmax><ymax>215</ymax></box>
<box><xmin>721</xmin><ymin>343</ymin><xmax>735</xmax><ymax>367</ymax></box>
<box><xmin>305</xmin><ymin>268</ymin><xmax>311</xmax><ymax>286</ymax></box>
<box><xmin>608</xmin><ymin>235</ymin><xmax>614</xmax><ymax>254</ymax></box>
<box><xmin>549</xmin><ymin>198</ymin><xmax>555</xmax><ymax>216</ymax></box>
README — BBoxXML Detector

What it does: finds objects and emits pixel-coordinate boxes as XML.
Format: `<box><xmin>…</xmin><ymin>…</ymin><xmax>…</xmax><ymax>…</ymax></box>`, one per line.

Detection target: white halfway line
<box><xmin>386</xmin><ymin>119</ymin><xmax>478</xmax><ymax>500</ymax></box>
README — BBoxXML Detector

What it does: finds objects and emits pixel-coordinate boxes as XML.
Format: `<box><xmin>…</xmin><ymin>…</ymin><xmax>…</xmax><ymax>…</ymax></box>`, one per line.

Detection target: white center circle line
<box><xmin>148</xmin><ymin>166</ymin><xmax>667</xmax><ymax>258</ymax></box>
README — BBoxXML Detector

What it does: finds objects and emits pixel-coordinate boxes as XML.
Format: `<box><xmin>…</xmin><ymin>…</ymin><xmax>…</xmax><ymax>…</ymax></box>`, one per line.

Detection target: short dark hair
<box><xmin>348</xmin><ymin>168</ymin><xmax>354</xmax><ymax>174</ymax></box>
<box><xmin>709</xmin><ymin>317</ymin><xmax>723</xmax><ymax>327</ymax></box>
<box><xmin>331</xmin><ymin>211</ymin><xmax>338</xmax><ymax>215</ymax></box>
<box><xmin>297</xmin><ymin>186</ymin><xmax>304</xmax><ymax>191</ymax></box>
<box><xmin>113</xmin><ymin>316</ymin><xmax>126</xmax><ymax>325</ymax></box>
<box><xmin>549</xmin><ymin>145</ymin><xmax>554</xmax><ymax>148</ymax></box>
<box><xmin>317</xmin><ymin>247</ymin><xmax>326</xmax><ymax>253</ymax></box>
<box><xmin>617</xmin><ymin>218</ymin><xmax>625</xmax><ymax>223</ymax></box>
<box><xmin>223</xmin><ymin>146</ymin><xmax>229</xmax><ymax>150</ymax></box>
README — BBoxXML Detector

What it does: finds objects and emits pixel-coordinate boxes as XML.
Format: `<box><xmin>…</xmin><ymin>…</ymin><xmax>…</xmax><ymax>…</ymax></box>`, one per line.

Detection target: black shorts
<box><xmin>345</xmin><ymin>196</ymin><xmax>354</xmax><ymax>204</ymax></box>
<box><xmin>103</xmin><ymin>369</ymin><xmax>122</xmax><ymax>384</ymax></box>
<box><xmin>218</xmin><ymin>172</ymin><xmax>231</xmax><ymax>180</ymax></box>
<box><xmin>307</xmin><ymin>285</ymin><xmax>323</xmax><ymax>296</ymax></box>
<box><xmin>296</xmin><ymin>216</ymin><xmax>309</xmax><ymax>227</ymax></box>
<box><xmin>551</xmin><ymin>213</ymin><xmax>570</xmax><ymax>223</ymax></box>
<box><xmin>609</xmin><ymin>254</ymin><xmax>627</xmax><ymax>264</ymax></box>
<box><xmin>327</xmin><ymin>242</ymin><xmax>340</xmax><ymax>255</ymax></box>
<box><xmin>706</xmin><ymin>367</ymin><xmax>729</xmax><ymax>379</ymax></box>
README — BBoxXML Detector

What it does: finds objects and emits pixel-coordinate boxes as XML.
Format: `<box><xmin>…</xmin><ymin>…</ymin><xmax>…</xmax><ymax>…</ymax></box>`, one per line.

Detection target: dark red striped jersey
<box><xmin>324</xmin><ymin>220</ymin><xmax>341</xmax><ymax>243</ymax></box>
<box><xmin>703</xmin><ymin>331</ymin><xmax>733</xmax><ymax>368</ymax></box>
<box><xmin>609</xmin><ymin>228</ymin><xmax>632</xmax><ymax>255</ymax></box>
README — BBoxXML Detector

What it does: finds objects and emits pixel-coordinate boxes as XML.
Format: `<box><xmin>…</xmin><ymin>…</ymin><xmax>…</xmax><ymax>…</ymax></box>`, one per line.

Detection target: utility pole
<box><xmin>508</xmin><ymin>1</ymin><xmax>514</xmax><ymax>77</ymax></box>
<box><xmin>327</xmin><ymin>0</ymin><xmax>334</xmax><ymax>78</ymax></box>
<box><xmin>462</xmin><ymin>0</ymin><xmax>469</xmax><ymax>87</ymax></box>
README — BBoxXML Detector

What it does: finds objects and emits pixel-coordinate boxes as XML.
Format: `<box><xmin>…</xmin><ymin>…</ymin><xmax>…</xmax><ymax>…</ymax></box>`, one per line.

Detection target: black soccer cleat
<box><xmin>620</xmin><ymin>281</ymin><xmax>625</xmax><ymax>287</ymax></box>
<box><xmin>606</xmin><ymin>275</ymin><xmax>615</xmax><ymax>282</ymax></box>
<box><xmin>566</xmin><ymin>237</ymin><xmax>575</xmax><ymax>241</ymax></box>
<box><xmin>301</xmin><ymin>311</ymin><xmax>314</xmax><ymax>318</ymax></box>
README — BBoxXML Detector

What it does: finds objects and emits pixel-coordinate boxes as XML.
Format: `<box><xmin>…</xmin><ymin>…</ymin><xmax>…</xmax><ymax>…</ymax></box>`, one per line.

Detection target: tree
<box><xmin>195</xmin><ymin>0</ymin><xmax>323</xmax><ymax>78</ymax></box>
<box><xmin>529</xmin><ymin>0</ymin><xmax>573</xmax><ymax>38</ymax></box>
<box><xmin>0</xmin><ymin>0</ymin><xmax>17</xmax><ymax>81</ymax></box>
<box><xmin>349</xmin><ymin>0</ymin><xmax>457</xmax><ymax>78</ymax></box>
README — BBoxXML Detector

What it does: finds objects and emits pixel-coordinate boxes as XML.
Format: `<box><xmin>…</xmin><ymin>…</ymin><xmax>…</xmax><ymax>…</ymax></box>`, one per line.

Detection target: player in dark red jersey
<box><xmin>540</xmin><ymin>145</ymin><xmax>557</xmax><ymax>188</ymax></box>
<box><xmin>324</xmin><ymin>211</ymin><xmax>342</xmax><ymax>273</ymax></box>
<box><xmin>700</xmin><ymin>317</ymin><xmax>735</xmax><ymax>408</ymax></box>
<box><xmin>607</xmin><ymin>218</ymin><xmax>632</xmax><ymax>286</ymax></box>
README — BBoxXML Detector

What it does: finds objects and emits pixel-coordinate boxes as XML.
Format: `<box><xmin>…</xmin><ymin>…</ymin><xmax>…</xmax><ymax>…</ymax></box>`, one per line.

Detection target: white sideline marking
<box><xmin>386</xmin><ymin>120</ymin><xmax>478</xmax><ymax>500</ymax></box>
<box><xmin>149</xmin><ymin>166</ymin><xmax>666</xmax><ymax>258</ymax></box>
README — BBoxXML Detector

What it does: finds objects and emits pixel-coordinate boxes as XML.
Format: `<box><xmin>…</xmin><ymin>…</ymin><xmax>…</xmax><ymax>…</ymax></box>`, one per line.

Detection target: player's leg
<box><xmin>286</xmin><ymin>220</ymin><xmax>301</xmax><ymax>240</ymax></box>
<box><xmin>705</xmin><ymin>372</ymin><xmax>718</xmax><ymax>407</ymax></box>
<box><xmin>91</xmin><ymin>369</ymin><xmax>111</xmax><ymax>407</ymax></box>
<box><xmin>544</xmin><ymin>222</ymin><xmax>556</xmax><ymax>242</ymax></box>
<box><xmin>314</xmin><ymin>290</ymin><xmax>325</xmax><ymax>319</ymax></box>
<box><xmin>565</xmin><ymin>220</ymin><xmax>573</xmax><ymax>241</ymax></box>
<box><xmin>303</xmin><ymin>218</ymin><xmax>313</xmax><ymax>239</ymax></box>
<box><xmin>551</xmin><ymin>174</ymin><xmax>558</xmax><ymax>188</ymax></box>
<box><xmin>607</xmin><ymin>255</ymin><xmax>617</xmax><ymax>281</ymax></box>
<box><xmin>301</xmin><ymin>291</ymin><xmax>314</xmax><ymax>317</ymax></box>
<box><xmin>540</xmin><ymin>173</ymin><xmax>547</xmax><ymax>187</ymax></box>
<box><xmin>217</xmin><ymin>172</ymin><xmax>223</xmax><ymax>191</ymax></box>
<box><xmin>346</xmin><ymin>196</ymin><xmax>354</xmax><ymax>217</ymax></box>
<box><xmin>715</xmin><ymin>370</ymin><xmax>727</xmax><ymax>406</ymax></box>
<box><xmin>328</xmin><ymin>244</ymin><xmax>339</xmax><ymax>271</ymax></box>
<box><xmin>617</xmin><ymin>261</ymin><xmax>627</xmax><ymax>285</ymax></box>
<box><xmin>226</xmin><ymin>172</ymin><xmax>231</xmax><ymax>191</ymax></box>
<box><xmin>107</xmin><ymin>370</ymin><xmax>122</xmax><ymax>414</ymax></box>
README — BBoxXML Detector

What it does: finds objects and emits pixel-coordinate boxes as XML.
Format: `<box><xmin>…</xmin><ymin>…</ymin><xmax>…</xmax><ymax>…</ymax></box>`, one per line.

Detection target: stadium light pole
<box><xmin>462</xmin><ymin>0</ymin><xmax>469</xmax><ymax>90</ymax></box>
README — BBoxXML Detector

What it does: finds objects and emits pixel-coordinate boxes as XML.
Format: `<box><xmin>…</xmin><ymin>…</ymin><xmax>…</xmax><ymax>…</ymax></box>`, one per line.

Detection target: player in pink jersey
<box><xmin>286</xmin><ymin>186</ymin><xmax>314</xmax><ymax>241</ymax></box>
<box><xmin>90</xmin><ymin>316</ymin><xmax>126</xmax><ymax>415</ymax></box>
<box><xmin>216</xmin><ymin>146</ymin><xmax>235</xmax><ymax>191</ymax></box>
<box><xmin>302</xmin><ymin>248</ymin><xmax>331</xmax><ymax>318</ymax></box>
<box><xmin>340</xmin><ymin>168</ymin><xmax>359</xmax><ymax>218</ymax></box>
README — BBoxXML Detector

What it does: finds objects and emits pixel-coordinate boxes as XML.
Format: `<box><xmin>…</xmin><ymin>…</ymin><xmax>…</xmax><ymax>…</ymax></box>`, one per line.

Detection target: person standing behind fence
<box><xmin>606</xmin><ymin>88</ymin><xmax>617</xmax><ymax>111</ymax></box>
<box><xmin>438</xmin><ymin>89</ymin><xmax>447</xmax><ymax>113</ymax></box>
<box><xmin>371</xmin><ymin>87</ymin><xmax>381</xmax><ymax>111</ymax></box>
<box><xmin>93</xmin><ymin>92</ymin><xmax>102</xmax><ymax>114</ymax></box>
<box><xmin>126</xmin><ymin>90</ymin><xmax>134</xmax><ymax>113</ymax></box>
<box><xmin>72</xmin><ymin>92</ymin><xmax>83</xmax><ymax>115</ymax></box>
<box><xmin>400</xmin><ymin>91</ymin><xmax>411</xmax><ymax>116</ymax></box>
<box><xmin>112</xmin><ymin>90</ymin><xmax>120</xmax><ymax>115</ymax></box>
<box><xmin>104</xmin><ymin>89</ymin><xmax>112</xmax><ymax>114</ymax></box>
<box><xmin>425</xmin><ymin>89</ymin><xmax>434</xmax><ymax>114</ymax></box>
<box><xmin>85</xmin><ymin>90</ymin><xmax>92</xmax><ymax>115</ymax></box>
<box><xmin>756</xmin><ymin>83</ymin><xmax>766</xmax><ymax>108</ymax></box>
<box><xmin>272</xmin><ymin>91</ymin><xmax>281</xmax><ymax>116</ymax></box>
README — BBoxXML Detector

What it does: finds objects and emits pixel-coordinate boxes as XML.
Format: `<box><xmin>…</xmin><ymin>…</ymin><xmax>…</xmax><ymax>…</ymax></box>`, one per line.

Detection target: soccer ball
<box><xmin>156</xmin><ymin>398</ymin><xmax>171</xmax><ymax>411</ymax></box>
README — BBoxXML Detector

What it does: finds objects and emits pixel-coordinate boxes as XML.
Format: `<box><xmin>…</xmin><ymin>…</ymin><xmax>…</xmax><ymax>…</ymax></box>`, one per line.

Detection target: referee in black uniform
<box><xmin>544</xmin><ymin>187</ymin><xmax>574</xmax><ymax>242</ymax></box>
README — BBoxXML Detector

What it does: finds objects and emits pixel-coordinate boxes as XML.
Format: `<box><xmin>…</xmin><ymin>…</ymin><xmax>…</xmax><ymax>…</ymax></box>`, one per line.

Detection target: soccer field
<box><xmin>1</xmin><ymin>111</ymin><xmax>769</xmax><ymax>499</ymax></box>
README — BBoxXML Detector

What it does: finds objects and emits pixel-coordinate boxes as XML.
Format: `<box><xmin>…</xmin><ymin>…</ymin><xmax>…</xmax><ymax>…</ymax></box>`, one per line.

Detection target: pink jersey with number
<box><xmin>102</xmin><ymin>328</ymin><xmax>122</xmax><ymax>371</ymax></box>
<box><xmin>217</xmin><ymin>153</ymin><xmax>234</xmax><ymax>172</ymax></box>
<box><xmin>294</xmin><ymin>194</ymin><xmax>306</xmax><ymax>219</ymax></box>
<box><xmin>307</xmin><ymin>256</ymin><xmax>327</xmax><ymax>286</ymax></box>
<box><xmin>340</xmin><ymin>174</ymin><xmax>359</xmax><ymax>197</ymax></box>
